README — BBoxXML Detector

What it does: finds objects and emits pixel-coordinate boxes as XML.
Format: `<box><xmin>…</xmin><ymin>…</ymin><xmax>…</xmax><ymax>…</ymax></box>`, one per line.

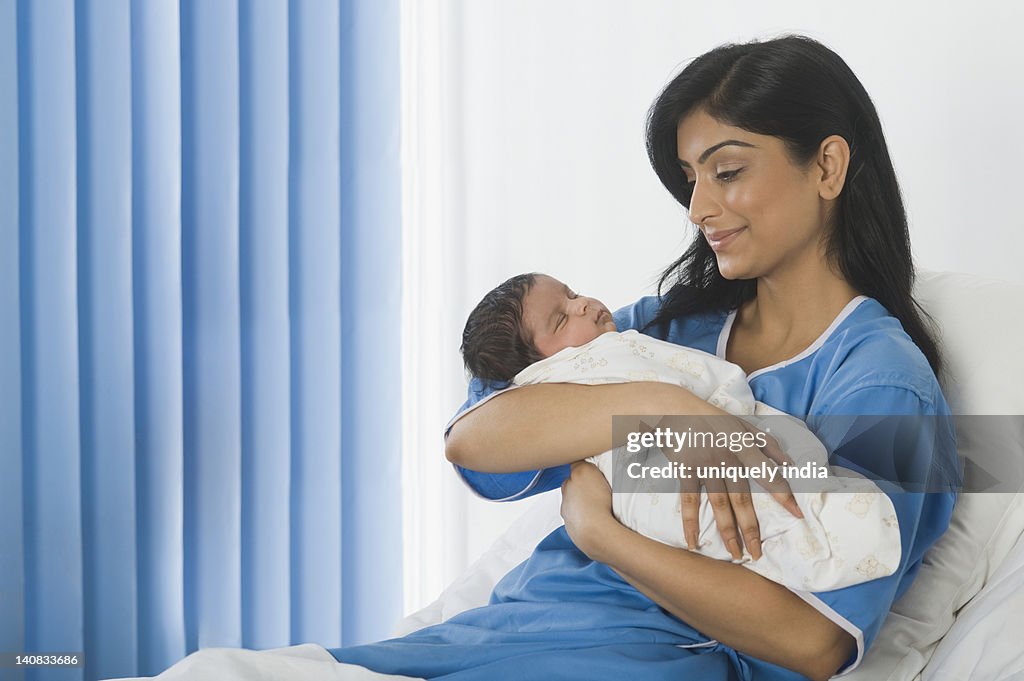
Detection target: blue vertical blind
<box><xmin>0</xmin><ymin>0</ymin><xmax>403</xmax><ymax>679</ymax></box>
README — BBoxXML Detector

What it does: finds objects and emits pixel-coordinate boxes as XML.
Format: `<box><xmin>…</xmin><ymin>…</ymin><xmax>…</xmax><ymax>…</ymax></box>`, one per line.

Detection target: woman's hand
<box><xmin>661</xmin><ymin>413</ymin><xmax>803</xmax><ymax>561</ymax></box>
<box><xmin>559</xmin><ymin>461</ymin><xmax>618</xmax><ymax>561</ymax></box>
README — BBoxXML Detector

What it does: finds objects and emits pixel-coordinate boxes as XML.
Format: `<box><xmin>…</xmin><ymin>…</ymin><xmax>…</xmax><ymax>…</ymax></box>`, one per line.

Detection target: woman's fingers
<box><xmin>704</xmin><ymin>478</ymin><xmax>743</xmax><ymax>560</ymax></box>
<box><xmin>679</xmin><ymin>476</ymin><xmax>701</xmax><ymax>550</ymax></box>
<box><xmin>735</xmin><ymin>435</ymin><xmax>803</xmax><ymax>520</ymax></box>
<box><xmin>758</xmin><ymin>430</ymin><xmax>793</xmax><ymax>467</ymax></box>
<box><xmin>726</xmin><ymin>478</ymin><xmax>762</xmax><ymax>561</ymax></box>
<box><xmin>774</xmin><ymin>491</ymin><xmax>804</xmax><ymax>519</ymax></box>
<box><xmin>739</xmin><ymin>418</ymin><xmax>794</xmax><ymax>467</ymax></box>
<box><xmin>675</xmin><ymin>415</ymin><xmax>805</xmax><ymax>559</ymax></box>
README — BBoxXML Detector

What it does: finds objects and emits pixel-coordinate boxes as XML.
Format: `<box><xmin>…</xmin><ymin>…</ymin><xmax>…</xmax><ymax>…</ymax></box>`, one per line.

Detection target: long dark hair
<box><xmin>645</xmin><ymin>34</ymin><xmax>941</xmax><ymax>374</ymax></box>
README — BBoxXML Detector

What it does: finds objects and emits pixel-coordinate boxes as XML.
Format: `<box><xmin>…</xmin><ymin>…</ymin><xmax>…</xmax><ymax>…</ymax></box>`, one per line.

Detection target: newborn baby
<box><xmin>457</xmin><ymin>272</ymin><xmax>902</xmax><ymax>592</ymax></box>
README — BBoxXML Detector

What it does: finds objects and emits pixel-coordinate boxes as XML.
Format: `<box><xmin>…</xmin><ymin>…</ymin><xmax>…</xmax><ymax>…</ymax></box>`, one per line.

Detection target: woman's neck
<box><xmin>737</xmin><ymin>259</ymin><xmax>860</xmax><ymax>352</ymax></box>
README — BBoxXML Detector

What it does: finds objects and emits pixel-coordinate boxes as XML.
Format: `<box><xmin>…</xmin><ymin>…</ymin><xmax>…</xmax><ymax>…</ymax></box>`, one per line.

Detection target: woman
<box><xmin>331</xmin><ymin>35</ymin><xmax>958</xmax><ymax>681</ymax></box>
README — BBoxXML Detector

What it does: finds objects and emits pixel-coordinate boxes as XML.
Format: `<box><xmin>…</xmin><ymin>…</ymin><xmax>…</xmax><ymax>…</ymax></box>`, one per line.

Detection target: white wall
<box><xmin>402</xmin><ymin>0</ymin><xmax>1024</xmax><ymax>614</ymax></box>
<box><xmin>457</xmin><ymin>0</ymin><xmax>1024</xmax><ymax>288</ymax></box>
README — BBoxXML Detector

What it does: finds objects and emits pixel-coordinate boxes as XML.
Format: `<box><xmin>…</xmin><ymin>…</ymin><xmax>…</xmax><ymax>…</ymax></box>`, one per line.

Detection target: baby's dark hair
<box><xmin>461</xmin><ymin>273</ymin><xmax>545</xmax><ymax>382</ymax></box>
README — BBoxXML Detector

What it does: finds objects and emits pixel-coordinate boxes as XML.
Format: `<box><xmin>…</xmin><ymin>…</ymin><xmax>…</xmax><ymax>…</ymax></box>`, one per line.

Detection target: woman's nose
<box><xmin>688</xmin><ymin>179</ymin><xmax>719</xmax><ymax>227</ymax></box>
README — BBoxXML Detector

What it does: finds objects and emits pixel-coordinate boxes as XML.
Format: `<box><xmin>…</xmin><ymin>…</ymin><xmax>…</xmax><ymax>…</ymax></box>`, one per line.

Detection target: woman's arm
<box><xmin>561</xmin><ymin>462</ymin><xmax>854</xmax><ymax>681</ymax></box>
<box><xmin>601</xmin><ymin>522</ymin><xmax>853</xmax><ymax>681</ymax></box>
<box><xmin>448</xmin><ymin>380</ymin><xmax>802</xmax><ymax>557</ymax></box>
<box><xmin>445</xmin><ymin>381</ymin><xmax>712</xmax><ymax>472</ymax></box>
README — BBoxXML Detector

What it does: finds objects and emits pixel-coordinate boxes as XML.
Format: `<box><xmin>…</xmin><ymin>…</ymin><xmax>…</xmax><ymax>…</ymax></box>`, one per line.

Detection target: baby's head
<box><xmin>461</xmin><ymin>273</ymin><xmax>617</xmax><ymax>382</ymax></box>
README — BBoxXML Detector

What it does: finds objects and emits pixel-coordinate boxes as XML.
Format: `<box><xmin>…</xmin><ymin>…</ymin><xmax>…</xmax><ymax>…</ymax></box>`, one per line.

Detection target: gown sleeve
<box><xmin>444</xmin><ymin>375</ymin><xmax>570</xmax><ymax>501</ymax></box>
<box><xmin>795</xmin><ymin>382</ymin><xmax>959</xmax><ymax>675</ymax></box>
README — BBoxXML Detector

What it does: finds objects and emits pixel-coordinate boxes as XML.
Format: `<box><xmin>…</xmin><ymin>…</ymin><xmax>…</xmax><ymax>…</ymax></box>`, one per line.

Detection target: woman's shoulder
<box><xmin>813</xmin><ymin>298</ymin><xmax>946</xmax><ymax>412</ymax></box>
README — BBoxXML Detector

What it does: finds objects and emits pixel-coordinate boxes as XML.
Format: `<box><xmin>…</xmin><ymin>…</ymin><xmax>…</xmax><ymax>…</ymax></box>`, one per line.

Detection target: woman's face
<box><xmin>676</xmin><ymin>109</ymin><xmax>828</xmax><ymax>281</ymax></box>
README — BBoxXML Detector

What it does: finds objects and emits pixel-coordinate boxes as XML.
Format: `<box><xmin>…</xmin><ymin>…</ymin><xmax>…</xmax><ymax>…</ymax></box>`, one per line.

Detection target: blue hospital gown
<box><xmin>330</xmin><ymin>295</ymin><xmax>958</xmax><ymax>680</ymax></box>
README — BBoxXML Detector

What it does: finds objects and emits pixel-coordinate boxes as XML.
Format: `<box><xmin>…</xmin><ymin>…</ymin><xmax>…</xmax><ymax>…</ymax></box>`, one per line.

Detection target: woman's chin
<box><xmin>716</xmin><ymin>260</ymin><xmax>754</xmax><ymax>281</ymax></box>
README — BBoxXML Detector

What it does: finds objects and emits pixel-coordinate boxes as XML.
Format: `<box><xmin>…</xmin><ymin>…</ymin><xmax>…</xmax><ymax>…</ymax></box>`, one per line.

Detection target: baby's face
<box><xmin>521</xmin><ymin>274</ymin><xmax>617</xmax><ymax>358</ymax></box>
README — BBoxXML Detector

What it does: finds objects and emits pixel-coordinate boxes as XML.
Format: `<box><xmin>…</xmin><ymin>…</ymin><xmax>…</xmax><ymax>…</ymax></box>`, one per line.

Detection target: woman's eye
<box><xmin>717</xmin><ymin>169</ymin><xmax>742</xmax><ymax>182</ymax></box>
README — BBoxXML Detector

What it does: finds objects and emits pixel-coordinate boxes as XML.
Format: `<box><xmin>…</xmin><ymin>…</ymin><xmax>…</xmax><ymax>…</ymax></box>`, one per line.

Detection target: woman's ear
<box><xmin>816</xmin><ymin>135</ymin><xmax>850</xmax><ymax>201</ymax></box>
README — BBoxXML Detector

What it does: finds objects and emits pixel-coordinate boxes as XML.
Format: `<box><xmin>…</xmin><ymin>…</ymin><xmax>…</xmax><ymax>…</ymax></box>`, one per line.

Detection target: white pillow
<box><xmin>844</xmin><ymin>272</ymin><xmax>1024</xmax><ymax>681</ymax></box>
<box><xmin>921</xmin><ymin>531</ymin><xmax>1024</xmax><ymax>680</ymax></box>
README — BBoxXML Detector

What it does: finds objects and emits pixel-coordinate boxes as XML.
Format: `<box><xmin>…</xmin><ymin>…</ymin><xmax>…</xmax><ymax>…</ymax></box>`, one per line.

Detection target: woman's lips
<box><xmin>705</xmin><ymin>227</ymin><xmax>746</xmax><ymax>251</ymax></box>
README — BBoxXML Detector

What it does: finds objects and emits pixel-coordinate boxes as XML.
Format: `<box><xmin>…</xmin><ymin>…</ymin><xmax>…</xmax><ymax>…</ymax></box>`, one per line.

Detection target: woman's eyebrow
<box><xmin>678</xmin><ymin>139</ymin><xmax>757</xmax><ymax>167</ymax></box>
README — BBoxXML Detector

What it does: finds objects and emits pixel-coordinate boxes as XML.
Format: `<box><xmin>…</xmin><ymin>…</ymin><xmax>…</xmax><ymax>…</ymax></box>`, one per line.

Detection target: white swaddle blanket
<box><xmin>513</xmin><ymin>329</ymin><xmax>901</xmax><ymax>592</ymax></box>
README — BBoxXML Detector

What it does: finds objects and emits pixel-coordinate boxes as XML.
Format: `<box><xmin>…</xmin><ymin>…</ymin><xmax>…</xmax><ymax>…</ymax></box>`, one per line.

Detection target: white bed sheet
<box><xmin>105</xmin><ymin>644</ymin><xmax>423</xmax><ymax>681</ymax></box>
